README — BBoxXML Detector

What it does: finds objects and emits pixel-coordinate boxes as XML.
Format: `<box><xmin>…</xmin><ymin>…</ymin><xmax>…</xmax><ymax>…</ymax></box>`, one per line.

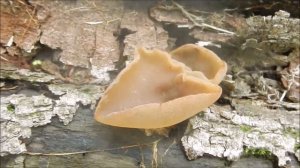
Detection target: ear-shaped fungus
<box><xmin>95</xmin><ymin>44</ymin><xmax>227</xmax><ymax>129</ymax></box>
<box><xmin>170</xmin><ymin>44</ymin><xmax>227</xmax><ymax>84</ymax></box>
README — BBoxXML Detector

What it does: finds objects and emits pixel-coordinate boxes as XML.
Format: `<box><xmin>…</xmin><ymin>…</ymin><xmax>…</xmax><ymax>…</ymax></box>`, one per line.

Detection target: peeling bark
<box><xmin>121</xmin><ymin>6</ymin><xmax>169</xmax><ymax>62</ymax></box>
<box><xmin>36</xmin><ymin>0</ymin><xmax>123</xmax><ymax>78</ymax></box>
<box><xmin>0</xmin><ymin>63</ymin><xmax>56</xmax><ymax>82</ymax></box>
<box><xmin>0</xmin><ymin>0</ymin><xmax>41</xmax><ymax>52</ymax></box>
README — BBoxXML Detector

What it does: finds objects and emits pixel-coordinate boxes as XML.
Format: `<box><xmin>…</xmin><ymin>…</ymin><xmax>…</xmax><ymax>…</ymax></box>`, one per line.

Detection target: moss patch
<box><xmin>240</xmin><ymin>125</ymin><xmax>252</xmax><ymax>133</ymax></box>
<box><xmin>284</xmin><ymin>127</ymin><xmax>300</xmax><ymax>139</ymax></box>
<box><xmin>7</xmin><ymin>104</ymin><xmax>15</xmax><ymax>112</ymax></box>
<box><xmin>294</xmin><ymin>143</ymin><xmax>300</xmax><ymax>151</ymax></box>
<box><xmin>243</xmin><ymin>148</ymin><xmax>273</xmax><ymax>159</ymax></box>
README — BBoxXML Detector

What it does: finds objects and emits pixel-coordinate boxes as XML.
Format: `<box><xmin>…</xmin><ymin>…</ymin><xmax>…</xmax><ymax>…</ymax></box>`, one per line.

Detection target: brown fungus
<box><xmin>95</xmin><ymin>44</ymin><xmax>227</xmax><ymax>129</ymax></box>
<box><xmin>170</xmin><ymin>44</ymin><xmax>227</xmax><ymax>84</ymax></box>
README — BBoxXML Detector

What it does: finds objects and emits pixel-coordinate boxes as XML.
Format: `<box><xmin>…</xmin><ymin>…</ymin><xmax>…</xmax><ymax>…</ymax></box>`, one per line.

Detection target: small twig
<box><xmin>20</xmin><ymin>7</ymin><xmax>39</xmax><ymax>46</ymax></box>
<box><xmin>85</xmin><ymin>21</ymin><xmax>103</xmax><ymax>25</ymax></box>
<box><xmin>236</xmin><ymin>70</ymin><xmax>279</xmax><ymax>77</ymax></box>
<box><xmin>279</xmin><ymin>90</ymin><xmax>288</xmax><ymax>102</ymax></box>
<box><xmin>84</xmin><ymin>0</ymin><xmax>97</xmax><ymax>8</ymax></box>
<box><xmin>16</xmin><ymin>0</ymin><xmax>26</xmax><ymax>6</ymax></box>
<box><xmin>172</xmin><ymin>1</ymin><xmax>235</xmax><ymax>35</ymax></box>
<box><xmin>106</xmin><ymin>18</ymin><xmax>121</xmax><ymax>24</ymax></box>
<box><xmin>160</xmin><ymin>139</ymin><xmax>176</xmax><ymax>167</ymax></box>
<box><xmin>139</xmin><ymin>145</ymin><xmax>146</xmax><ymax>168</ymax></box>
<box><xmin>200</xmin><ymin>23</ymin><xmax>235</xmax><ymax>35</ymax></box>
<box><xmin>162</xmin><ymin>139</ymin><xmax>176</xmax><ymax>157</ymax></box>
<box><xmin>223</xmin><ymin>8</ymin><xmax>239</xmax><ymax>12</ymax></box>
<box><xmin>0</xmin><ymin>85</ymin><xmax>18</xmax><ymax>91</ymax></box>
<box><xmin>66</xmin><ymin>7</ymin><xmax>91</xmax><ymax>12</ymax></box>
<box><xmin>23</xmin><ymin>143</ymin><xmax>154</xmax><ymax>156</ymax></box>
<box><xmin>279</xmin><ymin>64</ymin><xmax>300</xmax><ymax>101</ymax></box>
<box><xmin>267</xmin><ymin>100</ymin><xmax>300</xmax><ymax>110</ymax></box>
<box><xmin>151</xmin><ymin>139</ymin><xmax>160</xmax><ymax>168</ymax></box>
<box><xmin>230</xmin><ymin>93</ymin><xmax>259</xmax><ymax>98</ymax></box>
<box><xmin>0</xmin><ymin>56</ymin><xmax>9</xmax><ymax>61</ymax></box>
<box><xmin>25</xmin><ymin>7</ymin><xmax>38</xmax><ymax>25</ymax></box>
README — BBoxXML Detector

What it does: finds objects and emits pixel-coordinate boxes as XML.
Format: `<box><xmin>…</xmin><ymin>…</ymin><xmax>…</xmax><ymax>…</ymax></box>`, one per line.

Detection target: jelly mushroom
<box><xmin>94</xmin><ymin>45</ymin><xmax>227</xmax><ymax>129</ymax></box>
<box><xmin>171</xmin><ymin>44</ymin><xmax>227</xmax><ymax>84</ymax></box>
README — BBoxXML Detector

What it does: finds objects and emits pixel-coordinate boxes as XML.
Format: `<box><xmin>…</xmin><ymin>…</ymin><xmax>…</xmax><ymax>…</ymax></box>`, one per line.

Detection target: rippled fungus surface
<box><xmin>95</xmin><ymin>44</ymin><xmax>227</xmax><ymax>128</ymax></box>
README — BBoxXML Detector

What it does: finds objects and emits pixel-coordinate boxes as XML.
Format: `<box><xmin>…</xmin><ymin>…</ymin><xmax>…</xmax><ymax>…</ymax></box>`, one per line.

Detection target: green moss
<box><xmin>243</xmin><ymin>148</ymin><xmax>272</xmax><ymax>159</ymax></box>
<box><xmin>81</xmin><ymin>88</ymin><xmax>91</xmax><ymax>93</ymax></box>
<box><xmin>7</xmin><ymin>104</ymin><xmax>15</xmax><ymax>112</ymax></box>
<box><xmin>284</xmin><ymin>127</ymin><xmax>300</xmax><ymax>139</ymax></box>
<box><xmin>295</xmin><ymin>143</ymin><xmax>300</xmax><ymax>151</ymax></box>
<box><xmin>32</xmin><ymin>60</ymin><xmax>42</xmax><ymax>67</ymax></box>
<box><xmin>240</xmin><ymin>125</ymin><xmax>252</xmax><ymax>133</ymax></box>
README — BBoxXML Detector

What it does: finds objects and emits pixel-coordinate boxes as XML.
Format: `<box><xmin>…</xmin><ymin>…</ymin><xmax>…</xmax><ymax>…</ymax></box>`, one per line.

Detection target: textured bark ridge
<box><xmin>0</xmin><ymin>84</ymin><xmax>104</xmax><ymax>156</ymax></box>
<box><xmin>182</xmin><ymin>103</ymin><xmax>299</xmax><ymax>166</ymax></box>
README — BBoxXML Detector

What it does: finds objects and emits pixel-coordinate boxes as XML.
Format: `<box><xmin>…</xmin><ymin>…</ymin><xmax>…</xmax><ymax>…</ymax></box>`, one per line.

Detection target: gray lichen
<box><xmin>0</xmin><ymin>122</ymin><xmax>30</xmax><ymax>156</ymax></box>
<box><xmin>47</xmin><ymin>84</ymin><xmax>104</xmax><ymax>107</ymax></box>
<box><xmin>48</xmin><ymin>84</ymin><xmax>104</xmax><ymax>125</ymax></box>
<box><xmin>181</xmin><ymin>103</ymin><xmax>299</xmax><ymax>166</ymax></box>
<box><xmin>1</xmin><ymin>94</ymin><xmax>53</xmax><ymax>156</ymax></box>
<box><xmin>90</xmin><ymin>66</ymin><xmax>113</xmax><ymax>85</ymax></box>
<box><xmin>0</xmin><ymin>84</ymin><xmax>104</xmax><ymax>156</ymax></box>
<box><xmin>1</xmin><ymin>94</ymin><xmax>54</xmax><ymax>127</ymax></box>
<box><xmin>244</xmin><ymin>10</ymin><xmax>300</xmax><ymax>53</ymax></box>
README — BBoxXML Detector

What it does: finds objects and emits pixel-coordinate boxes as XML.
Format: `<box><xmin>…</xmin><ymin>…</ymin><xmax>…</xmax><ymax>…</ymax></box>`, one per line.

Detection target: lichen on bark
<box><xmin>181</xmin><ymin>103</ymin><xmax>299</xmax><ymax>166</ymax></box>
<box><xmin>0</xmin><ymin>84</ymin><xmax>104</xmax><ymax>156</ymax></box>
